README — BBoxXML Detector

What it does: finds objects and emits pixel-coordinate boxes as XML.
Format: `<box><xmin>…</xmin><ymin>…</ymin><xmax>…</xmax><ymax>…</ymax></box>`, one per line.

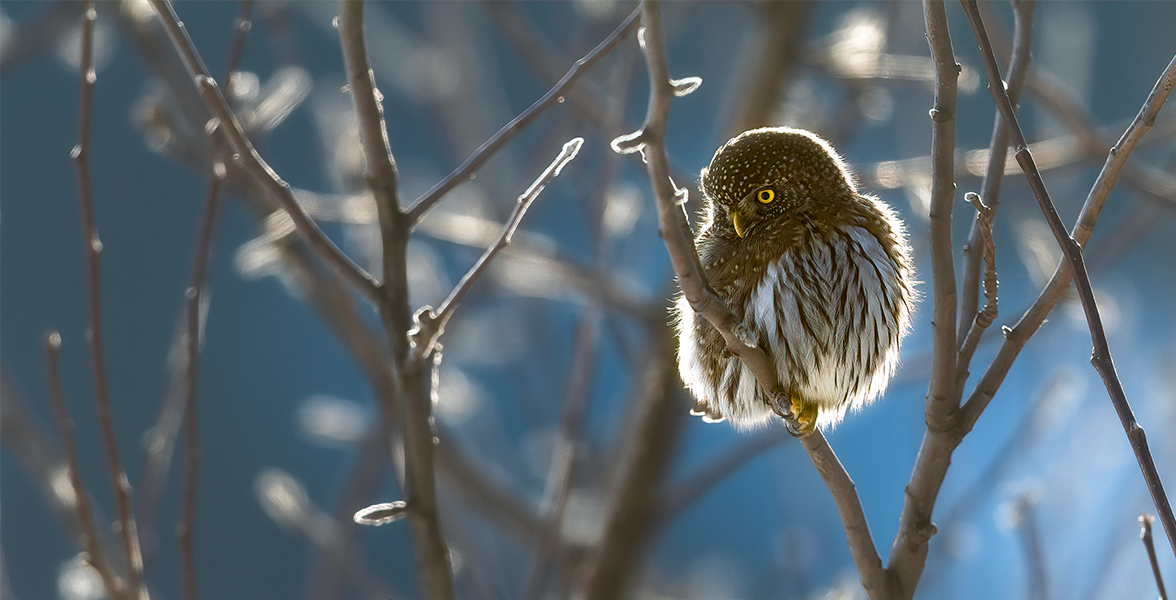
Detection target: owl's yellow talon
<box><xmin>786</xmin><ymin>398</ymin><xmax>818</xmax><ymax>438</ymax></box>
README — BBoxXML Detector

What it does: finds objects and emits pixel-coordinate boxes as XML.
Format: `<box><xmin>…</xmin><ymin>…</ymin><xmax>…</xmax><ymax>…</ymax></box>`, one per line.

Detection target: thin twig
<box><xmin>410</xmin><ymin>137</ymin><xmax>584</xmax><ymax>359</ymax></box>
<box><xmin>149</xmin><ymin>0</ymin><xmax>383</xmax><ymax>305</ymax></box>
<box><xmin>405</xmin><ymin>5</ymin><xmax>641</xmax><ymax>225</ymax></box>
<box><xmin>73</xmin><ymin>3</ymin><xmax>147</xmax><ymax>597</ymax></box>
<box><xmin>954</xmin><ymin>192</ymin><xmax>998</xmax><ymax>395</ymax></box>
<box><xmin>957</xmin><ymin>0</ymin><xmax>1033</xmax><ymax>375</ymax></box>
<box><xmin>177</xmin><ymin>6</ymin><xmax>253</xmax><ymax>598</ymax></box>
<box><xmin>615</xmin><ymin>3</ymin><xmax>889</xmax><ymax>598</ymax></box>
<box><xmin>960</xmin><ymin>0</ymin><xmax>1176</xmax><ymax>559</ymax></box>
<box><xmin>44</xmin><ymin>332</ymin><xmax>128</xmax><ymax>600</ymax></box>
<box><xmin>1140</xmin><ymin>513</ymin><xmax>1169</xmax><ymax>600</ymax></box>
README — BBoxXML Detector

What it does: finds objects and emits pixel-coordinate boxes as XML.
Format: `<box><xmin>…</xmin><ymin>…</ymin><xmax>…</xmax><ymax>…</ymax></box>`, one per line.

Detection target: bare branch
<box><xmin>405</xmin><ymin>6</ymin><xmax>641</xmax><ymax>225</ymax></box>
<box><xmin>73</xmin><ymin>3</ymin><xmax>147</xmax><ymax>597</ymax></box>
<box><xmin>149</xmin><ymin>0</ymin><xmax>383</xmax><ymax>304</ymax></box>
<box><xmin>410</xmin><ymin>137</ymin><xmax>584</xmax><ymax>359</ymax></box>
<box><xmin>44</xmin><ymin>332</ymin><xmax>128</xmax><ymax>600</ymax></box>
<box><xmin>960</xmin><ymin>0</ymin><xmax>1176</xmax><ymax>559</ymax></box>
<box><xmin>885</xmin><ymin>3</ymin><xmax>962</xmax><ymax>594</ymax></box>
<box><xmin>957</xmin><ymin>0</ymin><xmax>1033</xmax><ymax>368</ymax></box>
<box><xmin>1140</xmin><ymin>513</ymin><xmax>1169</xmax><ymax>600</ymax></box>
<box><xmin>178</xmin><ymin>6</ymin><xmax>254</xmax><ymax>598</ymax></box>
<box><xmin>615</xmin><ymin>3</ymin><xmax>889</xmax><ymax>598</ymax></box>
<box><xmin>922</xmin><ymin>0</ymin><xmax>960</xmax><ymax>432</ymax></box>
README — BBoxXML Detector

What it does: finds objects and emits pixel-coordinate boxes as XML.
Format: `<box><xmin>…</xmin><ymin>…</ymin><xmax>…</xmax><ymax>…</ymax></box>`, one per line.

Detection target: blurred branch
<box><xmin>73</xmin><ymin>3</ymin><xmax>147</xmax><ymax>597</ymax></box>
<box><xmin>659</xmin><ymin>428</ymin><xmax>792</xmax><ymax>524</ymax></box>
<box><xmin>728</xmin><ymin>1</ymin><xmax>812</xmax><ymax>135</ymax></box>
<box><xmin>0</xmin><ymin>1</ymin><xmax>85</xmax><ymax>74</ymax></box>
<box><xmin>957</xmin><ymin>0</ymin><xmax>1032</xmax><ymax>370</ymax></box>
<box><xmin>885</xmin><ymin>3</ymin><xmax>961</xmax><ymax>596</ymax></box>
<box><xmin>178</xmin><ymin>6</ymin><xmax>253</xmax><ymax>598</ymax></box>
<box><xmin>149</xmin><ymin>0</ymin><xmax>383</xmax><ymax>305</ymax></box>
<box><xmin>405</xmin><ymin>5</ymin><xmax>641</xmax><ymax>225</ymax></box>
<box><xmin>960</xmin><ymin>0</ymin><xmax>1176</xmax><ymax>559</ymax></box>
<box><xmin>1140</xmin><ymin>513</ymin><xmax>1169</xmax><ymax>600</ymax></box>
<box><xmin>577</xmin><ymin>323</ymin><xmax>686</xmax><ymax>600</ymax></box>
<box><xmin>612</xmin><ymin>3</ymin><xmax>889</xmax><ymax>598</ymax></box>
<box><xmin>44</xmin><ymin>334</ymin><xmax>128</xmax><ymax>600</ymax></box>
<box><xmin>525</xmin><ymin>310</ymin><xmax>599</xmax><ymax>600</ymax></box>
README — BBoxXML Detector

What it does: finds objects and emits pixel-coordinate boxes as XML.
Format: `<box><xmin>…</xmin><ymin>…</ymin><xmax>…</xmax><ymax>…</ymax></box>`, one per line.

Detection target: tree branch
<box><xmin>884</xmin><ymin>4</ymin><xmax>962</xmax><ymax>594</ymax></box>
<box><xmin>960</xmin><ymin>0</ymin><xmax>1176</xmax><ymax>559</ymax></box>
<box><xmin>1139</xmin><ymin>513</ymin><xmax>1169</xmax><ymax>600</ymax></box>
<box><xmin>73</xmin><ymin>3</ymin><xmax>147</xmax><ymax>597</ymax></box>
<box><xmin>44</xmin><ymin>332</ymin><xmax>128</xmax><ymax>600</ymax></box>
<box><xmin>410</xmin><ymin>137</ymin><xmax>583</xmax><ymax>360</ymax></box>
<box><xmin>405</xmin><ymin>5</ymin><xmax>641</xmax><ymax>225</ymax></box>
<box><xmin>178</xmin><ymin>6</ymin><xmax>253</xmax><ymax>598</ymax></box>
<box><xmin>149</xmin><ymin>0</ymin><xmax>383</xmax><ymax>305</ymax></box>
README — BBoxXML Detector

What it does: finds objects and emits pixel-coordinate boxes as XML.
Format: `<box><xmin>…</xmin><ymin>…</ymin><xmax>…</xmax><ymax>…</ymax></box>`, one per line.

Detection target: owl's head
<box><xmin>700</xmin><ymin>127</ymin><xmax>857</xmax><ymax>238</ymax></box>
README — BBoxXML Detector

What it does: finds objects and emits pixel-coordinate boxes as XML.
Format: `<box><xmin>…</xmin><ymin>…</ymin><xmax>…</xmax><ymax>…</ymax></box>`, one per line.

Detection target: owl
<box><xmin>674</xmin><ymin>127</ymin><xmax>914</xmax><ymax>436</ymax></box>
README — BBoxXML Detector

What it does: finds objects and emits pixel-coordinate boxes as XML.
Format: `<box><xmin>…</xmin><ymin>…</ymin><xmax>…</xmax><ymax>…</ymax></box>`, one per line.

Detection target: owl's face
<box><xmin>700</xmin><ymin>127</ymin><xmax>857</xmax><ymax>240</ymax></box>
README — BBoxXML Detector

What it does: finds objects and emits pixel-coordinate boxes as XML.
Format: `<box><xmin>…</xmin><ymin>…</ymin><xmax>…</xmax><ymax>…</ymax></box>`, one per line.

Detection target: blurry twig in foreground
<box><xmin>44</xmin><ymin>333</ymin><xmax>128</xmax><ymax>600</ymax></box>
<box><xmin>178</xmin><ymin>5</ymin><xmax>254</xmax><ymax>599</ymax></box>
<box><xmin>961</xmin><ymin>0</ymin><xmax>1176</xmax><ymax>559</ymax></box>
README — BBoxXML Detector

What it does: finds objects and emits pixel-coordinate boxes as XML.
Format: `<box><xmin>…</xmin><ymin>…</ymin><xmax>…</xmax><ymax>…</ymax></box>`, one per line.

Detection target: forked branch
<box><xmin>960</xmin><ymin>0</ymin><xmax>1176</xmax><ymax>558</ymax></box>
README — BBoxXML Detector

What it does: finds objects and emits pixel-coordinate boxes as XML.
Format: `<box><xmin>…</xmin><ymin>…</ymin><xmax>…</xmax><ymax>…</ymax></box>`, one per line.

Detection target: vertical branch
<box><xmin>921</xmin><ymin>0</ymin><xmax>960</xmax><ymax>431</ymax></box>
<box><xmin>44</xmin><ymin>333</ymin><xmax>128</xmax><ymax>600</ymax></box>
<box><xmin>178</xmin><ymin>6</ymin><xmax>253</xmax><ymax>600</ymax></box>
<box><xmin>959</xmin><ymin>0</ymin><xmax>1176</xmax><ymax>559</ymax></box>
<box><xmin>885</xmin><ymin>4</ymin><xmax>961</xmax><ymax>596</ymax></box>
<box><xmin>336</xmin><ymin>4</ymin><xmax>453</xmax><ymax>600</ymax></box>
<box><xmin>72</xmin><ymin>3</ymin><xmax>147</xmax><ymax>598</ymax></box>
<box><xmin>956</xmin><ymin>0</ymin><xmax>1034</xmax><ymax>381</ymax></box>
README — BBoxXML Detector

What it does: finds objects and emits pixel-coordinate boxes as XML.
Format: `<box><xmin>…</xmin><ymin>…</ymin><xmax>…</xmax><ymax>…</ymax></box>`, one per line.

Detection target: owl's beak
<box><xmin>729</xmin><ymin>208</ymin><xmax>749</xmax><ymax>238</ymax></box>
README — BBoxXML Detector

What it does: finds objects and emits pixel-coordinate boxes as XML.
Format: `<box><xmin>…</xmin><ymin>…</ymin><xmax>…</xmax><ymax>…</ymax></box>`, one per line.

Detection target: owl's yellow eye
<box><xmin>756</xmin><ymin>189</ymin><xmax>775</xmax><ymax>204</ymax></box>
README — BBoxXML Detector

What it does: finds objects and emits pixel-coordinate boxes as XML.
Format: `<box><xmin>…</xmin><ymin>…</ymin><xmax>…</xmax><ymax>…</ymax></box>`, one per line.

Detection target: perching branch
<box><xmin>615</xmin><ymin>3</ymin><xmax>889</xmax><ymax>598</ymax></box>
<box><xmin>149</xmin><ymin>0</ymin><xmax>383</xmax><ymax>305</ymax></box>
<box><xmin>44</xmin><ymin>332</ymin><xmax>128</xmax><ymax>600</ymax></box>
<box><xmin>73</xmin><ymin>3</ymin><xmax>147</xmax><ymax>598</ymax></box>
<box><xmin>960</xmin><ymin>0</ymin><xmax>1176</xmax><ymax>559</ymax></box>
<box><xmin>405</xmin><ymin>5</ymin><xmax>641</xmax><ymax>225</ymax></box>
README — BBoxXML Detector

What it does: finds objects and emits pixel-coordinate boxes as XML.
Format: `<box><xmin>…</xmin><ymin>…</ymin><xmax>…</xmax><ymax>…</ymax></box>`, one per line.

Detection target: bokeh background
<box><xmin>3</xmin><ymin>2</ymin><xmax>1174</xmax><ymax>599</ymax></box>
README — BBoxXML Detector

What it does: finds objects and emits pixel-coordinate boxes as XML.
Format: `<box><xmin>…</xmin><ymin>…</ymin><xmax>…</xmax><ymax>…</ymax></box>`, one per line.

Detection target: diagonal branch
<box><xmin>149</xmin><ymin>0</ymin><xmax>383</xmax><ymax>305</ymax></box>
<box><xmin>960</xmin><ymin>0</ymin><xmax>1176</xmax><ymax>559</ymax></box>
<box><xmin>44</xmin><ymin>332</ymin><xmax>128</xmax><ymax>600</ymax></box>
<box><xmin>956</xmin><ymin>0</ymin><xmax>1033</xmax><ymax>385</ymax></box>
<box><xmin>405</xmin><ymin>5</ymin><xmax>641</xmax><ymax>225</ymax></box>
<box><xmin>410</xmin><ymin>137</ymin><xmax>583</xmax><ymax>360</ymax></box>
<box><xmin>616</xmin><ymin>2</ymin><xmax>889</xmax><ymax>598</ymax></box>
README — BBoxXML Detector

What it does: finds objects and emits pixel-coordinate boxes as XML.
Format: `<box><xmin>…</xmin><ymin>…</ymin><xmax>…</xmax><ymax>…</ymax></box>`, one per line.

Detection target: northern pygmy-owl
<box><xmin>674</xmin><ymin>127</ymin><xmax>914</xmax><ymax>436</ymax></box>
